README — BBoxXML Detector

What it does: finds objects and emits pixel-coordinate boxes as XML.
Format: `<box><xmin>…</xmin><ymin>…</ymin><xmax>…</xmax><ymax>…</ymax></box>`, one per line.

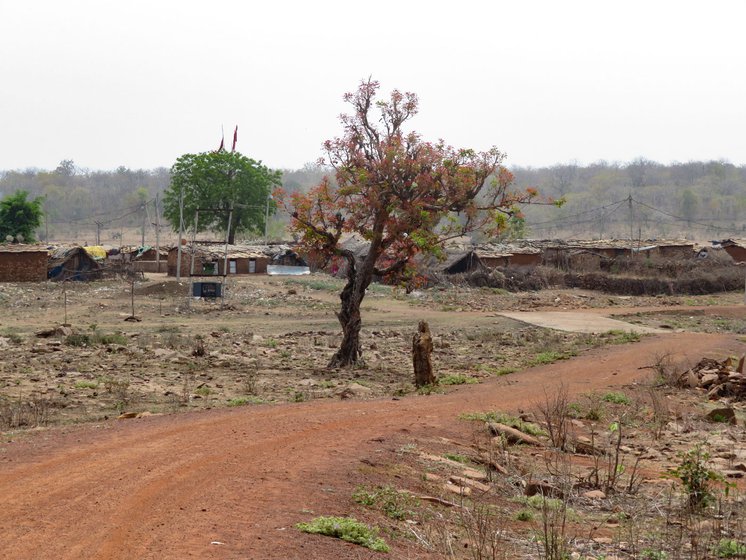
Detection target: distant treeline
<box><xmin>1</xmin><ymin>158</ymin><xmax>744</xmax><ymax>243</ymax></box>
<box><xmin>512</xmin><ymin>159</ymin><xmax>746</xmax><ymax>241</ymax></box>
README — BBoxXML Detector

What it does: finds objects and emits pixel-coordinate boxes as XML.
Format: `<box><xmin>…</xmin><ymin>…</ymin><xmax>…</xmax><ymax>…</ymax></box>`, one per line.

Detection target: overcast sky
<box><xmin>1</xmin><ymin>0</ymin><xmax>745</xmax><ymax>172</ymax></box>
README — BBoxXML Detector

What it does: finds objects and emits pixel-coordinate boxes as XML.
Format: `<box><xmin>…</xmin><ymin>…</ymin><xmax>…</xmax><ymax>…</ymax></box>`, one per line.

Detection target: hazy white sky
<box><xmin>1</xmin><ymin>0</ymin><xmax>745</xmax><ymax>172</ymax></box>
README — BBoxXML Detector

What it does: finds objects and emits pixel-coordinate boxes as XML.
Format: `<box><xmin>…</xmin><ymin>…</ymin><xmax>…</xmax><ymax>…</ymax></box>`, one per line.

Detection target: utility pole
<box><xmin>265</xmin><ymin>194</ymin><xmax>272</xmax><ymax>242</ymax></box>
<box><xmin>176</xmin><ymin>185</ymin><xmax>184</xmax><ymax>280</ymax></box>
<box><xmin>141</xmin><ymin>201</ymin><xmax>146</xmax><ymax>247</ymax></box>
<box><xmin>155</xmin><ymin>194</ymin><xmax>161</xmax><ymax>273</ymax></box>
<box><xmin>95</xmin><ymin>220</ymin><xmax>103</xmax><ymax>245</ymax></box>
<box><xmin>628</xmin><ymin>193</ymin><xmax>634</xmax><ymax>257</ymax></box>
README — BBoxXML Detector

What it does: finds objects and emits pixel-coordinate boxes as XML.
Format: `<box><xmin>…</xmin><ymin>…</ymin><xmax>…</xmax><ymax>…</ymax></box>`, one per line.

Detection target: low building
<box><xmin>0</xmin><ymin>245</ymin><xmax>49</xmax><ymax>282</ymax></box>
<box><xmin>719</xmin><ymin>239</ymin><xmax>746</xmax><ymax>263</ymax></box>
<box><xmin>167</xmin><ymin>244</ymin><xmax>272</xmax><ymax>276</ymax></box>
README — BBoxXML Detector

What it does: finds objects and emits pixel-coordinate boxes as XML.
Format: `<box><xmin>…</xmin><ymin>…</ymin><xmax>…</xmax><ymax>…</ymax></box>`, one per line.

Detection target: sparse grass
<box><xmin>194</xmin><ymin>386</ymin><xmax>211</xmax><ymax>397</ymax></box>
<box><xmin>439</xmin><ymin>374</ymin><xmax>479</xmax><ymax>385</ymax></box>
<box><xmin>602</xmin><ymin>391</ymin><xmax>631</xmax><ymax>405</ymax></box>
<box><xmin>296</xmin><ymin>516</ymin><xmax>389</xmax><ymax>552</ymax></box>
<box><xmin>604</xmin><ymin>329</ymin><xmax>642</xmax><ymax>344</ymax></box>
<box><xmin>416</xmin><ymin>384</ymin><xmax>445</xmax><ymax>395</ymax></box>
<box><xmin>74</xmin><ymin>380</ymin><xmax>99</xmax><ymax>390</ymax></box>
<box><xmin>353</xmin><ymin>485</ymin><xmax>417</xmax><ymax>520</ymax></box>
<box><xmin>528</xmin><ymin>350</ymin><xmax>575</xmax><ymax>366</ymax></box>
<box><xmin>265</xmin><ymin>338</ymin><xmax>278</xmax><ymax>348</ymax></box>
<box><xmin>513</xmin><ymin>495</ymin><xmax>565</xmax><ymax>511</ymax></box>
<box><xmin>227</xmin><ymin>396</ymin><xmax>264</xmax><ymax>407</ymax></box>
<box><xmin>443</xmin><ymin>452</ymin><xmax>470</xmax><ymax>464</ymax></box>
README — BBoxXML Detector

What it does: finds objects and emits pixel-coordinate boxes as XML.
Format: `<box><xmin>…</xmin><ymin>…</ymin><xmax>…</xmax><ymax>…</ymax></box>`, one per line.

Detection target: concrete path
<box><xmin>497</xmin><ymin>311</ymin><xmax>666</xmax><ymax>334</ymax></box>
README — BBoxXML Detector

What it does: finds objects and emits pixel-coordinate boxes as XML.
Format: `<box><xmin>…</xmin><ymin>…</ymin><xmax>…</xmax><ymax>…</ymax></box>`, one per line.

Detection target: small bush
<box><xmin>669</xmin><ymin>445</ymin><xmax>722</xmax><ymax>509</ymax></box>
<box><xmin>74</xmin><ymin>380</ymin><xmax>99</xmax><ymax>390</ymax></box>
<box><xmin>296</xmin><ymin>516</ymin><xmax>389</xmax><ymax>552</ymax></box>
<box><xmin>515</xmin><ymin>509</ymin><xmax>534</xmax><ymax>522</ymax></box>
<box><xmin>715</xmin><ymin>539</ymin><xmax>746</xmax><ymax>558</ymax></box>
<box><xmin>602</xmin><ymin>391</ymin><xmax>631</xmax><ymax>405</ymax></box>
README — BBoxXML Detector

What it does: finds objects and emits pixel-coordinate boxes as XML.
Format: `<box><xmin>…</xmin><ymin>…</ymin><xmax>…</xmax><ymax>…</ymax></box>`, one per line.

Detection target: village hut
<box><xmin>48</xmin><ymin>246</ymin><xmax>102</xmax><ymax>281</ymax></box>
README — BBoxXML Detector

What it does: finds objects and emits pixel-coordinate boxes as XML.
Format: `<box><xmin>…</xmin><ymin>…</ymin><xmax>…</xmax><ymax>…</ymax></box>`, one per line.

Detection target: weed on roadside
<box><xmin>296</xmin><ymin>516</ymin><xmax>389</xmax><ymax>552</ymax></box>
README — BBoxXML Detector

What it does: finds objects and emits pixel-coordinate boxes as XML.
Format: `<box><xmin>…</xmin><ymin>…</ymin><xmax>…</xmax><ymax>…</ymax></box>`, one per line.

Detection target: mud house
<box><xmin>531</xmin><ymin>239</ymin><xmax>695</xmax><ymax>271</ymax></box>
<box><xmin>0</xmin><ymin>245</ymin><xmax>49</xmax><ymax>282</ymax></box>
<box><xmin>48</xmin><ymin>246</ymin><xmax>102</xmax><ymax>281</ymax></box>
<box><xmin>476</xmin><ymin>244</ymin><xmax>542</xmax><ymax>268</ymax></box>
<box><xmin>719</xmin><ymin>239</ymin><xmax>746</xmax><ymax>263</ymax></box>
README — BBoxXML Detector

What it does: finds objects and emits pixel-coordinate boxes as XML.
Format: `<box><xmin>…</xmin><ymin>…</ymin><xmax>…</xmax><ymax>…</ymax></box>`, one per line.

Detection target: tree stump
<box><xmin>413</xmin><ymin>320</ymin><xmax>436</xmax><ymax>387</ymax></box>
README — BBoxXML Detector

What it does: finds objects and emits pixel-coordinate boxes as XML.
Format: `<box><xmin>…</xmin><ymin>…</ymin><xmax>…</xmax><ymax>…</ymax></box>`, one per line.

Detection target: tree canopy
<box><xmin>278</xmin><ymin>80</ymin><xmax>550</xmax><ymax>367</ymax></box>
<box><xmin>163</xmin><ymin>150</ymin><xmax>281</xmax><ymax>244</ymax></box>
<box><xmin>0</xmin><ymin>190</ymin><xmax>43</xmax><ymax>243</ymax></box>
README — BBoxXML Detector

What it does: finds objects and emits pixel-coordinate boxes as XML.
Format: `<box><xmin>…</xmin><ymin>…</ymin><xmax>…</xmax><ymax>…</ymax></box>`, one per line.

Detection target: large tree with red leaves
<box><xmin>277</xmin><ymin>80</ymin><xmax>551</xmax><ymax>368</ymax></box>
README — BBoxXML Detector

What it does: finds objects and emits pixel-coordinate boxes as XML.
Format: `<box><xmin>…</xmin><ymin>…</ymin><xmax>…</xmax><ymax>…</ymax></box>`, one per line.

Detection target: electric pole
<box><xmin>155</xmin><ymin>194</ymin><xmax>161</xmax><ymax>272</ymax></box>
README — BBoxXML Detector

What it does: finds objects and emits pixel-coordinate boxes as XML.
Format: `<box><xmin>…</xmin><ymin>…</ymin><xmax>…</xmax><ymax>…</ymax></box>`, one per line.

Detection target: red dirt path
<box><xmin>1</xmin><ymin>332</ymin><xmax>742</xmax><ymax>559</ymax></box>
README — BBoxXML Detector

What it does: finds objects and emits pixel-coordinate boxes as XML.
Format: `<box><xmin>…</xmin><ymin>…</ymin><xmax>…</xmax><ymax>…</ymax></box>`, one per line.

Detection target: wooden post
<box><xmin>413</xmin><ymin>320</ymin><xmax>436</xmax><ymax>387</ymax></box>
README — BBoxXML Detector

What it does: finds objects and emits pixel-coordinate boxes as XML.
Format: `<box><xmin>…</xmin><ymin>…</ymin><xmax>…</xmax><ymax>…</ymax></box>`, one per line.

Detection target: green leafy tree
<box><xmin>0</xmin><ymin>191</ymin><xmax>43</xmax><ymax>243</ymax></box>
<box><xmin>163</xmin><ymin>150</ymin><xmax>281</xmax><ymax>243</ymax></box>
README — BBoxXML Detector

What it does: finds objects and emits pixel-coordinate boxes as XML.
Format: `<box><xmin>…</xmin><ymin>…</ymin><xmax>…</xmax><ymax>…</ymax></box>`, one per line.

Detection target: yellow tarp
<box><xmin>83</xmin><ymin>246</ymin><xmax>107</xmax><ymax>260</ymax></box>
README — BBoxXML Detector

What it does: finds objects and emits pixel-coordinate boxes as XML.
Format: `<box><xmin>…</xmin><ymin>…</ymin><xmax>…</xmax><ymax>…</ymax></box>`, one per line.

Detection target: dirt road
<box><xmin>1</xmin><ymin>332</ymin><xmax>742</xmax><ymax>559</ymax></box>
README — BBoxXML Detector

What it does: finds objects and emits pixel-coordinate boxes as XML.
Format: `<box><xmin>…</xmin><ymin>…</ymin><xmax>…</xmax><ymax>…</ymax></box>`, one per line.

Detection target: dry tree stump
<box><xmin>413</xmin><ymin>320</ymin><xmax>436</xmax><ymax>387</ymax></box>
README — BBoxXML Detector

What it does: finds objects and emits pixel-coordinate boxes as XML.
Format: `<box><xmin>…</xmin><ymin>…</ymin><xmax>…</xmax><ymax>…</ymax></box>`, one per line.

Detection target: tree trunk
<box><xmin>413</xmin><ymin>320</ymin><xmax>435</xmax><ymax>387</ymax></box>
<box><xmin>328</xmin><ymin>278</ymin><xmax>364</xmax><ymax>368</ymax></box>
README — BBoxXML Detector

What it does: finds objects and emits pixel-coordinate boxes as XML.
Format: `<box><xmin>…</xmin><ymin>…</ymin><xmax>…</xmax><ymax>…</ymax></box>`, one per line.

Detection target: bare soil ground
<box><xmin>1</xmin><ymin>275</ymin><xmax>746</xmax><ymax>559</ymax></box>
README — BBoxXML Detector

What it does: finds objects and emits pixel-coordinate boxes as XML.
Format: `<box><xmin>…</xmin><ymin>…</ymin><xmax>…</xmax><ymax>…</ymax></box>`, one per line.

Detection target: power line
<box><xmin>631</xmin><ymin>197</ymin><xmax>738</xmax><ymax>234</ymax></box>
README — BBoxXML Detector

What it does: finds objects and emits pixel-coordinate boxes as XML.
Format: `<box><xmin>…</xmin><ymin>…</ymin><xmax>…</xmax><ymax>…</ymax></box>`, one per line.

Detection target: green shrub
<box><xmin>296</xmin><ymin>516</ymin><xmax>389</xmax><ymax>552</ymax></box>
<box><xmin>515</xmin><ymin>509</ymin><xmax>533</xmax><ymax>522</ymax></box>
<box><xmin>669</xmin><ymin>445</ymin><xmax>722</xmax><ymax>509</ymax></box>
<box><xmin>74</xmin><ymin>380</ymin><xmax>99</xmax><ymax>390</ymax></box>
<box><xmin>715</xmin><ymin>539</ymin><xmax>746</xmax><ymax>558</ymax></box>
<box><xmin>602</xmin><ymin>391</ymin><xmax>631</xmax><ymax>405</ymax></box>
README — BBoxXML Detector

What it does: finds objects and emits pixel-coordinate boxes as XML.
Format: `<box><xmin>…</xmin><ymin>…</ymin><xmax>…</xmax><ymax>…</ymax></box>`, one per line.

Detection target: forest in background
<box><xmin>1</xmin><ymin>158</ymin><xmax>744</xmax><ymax>245</ymax></box>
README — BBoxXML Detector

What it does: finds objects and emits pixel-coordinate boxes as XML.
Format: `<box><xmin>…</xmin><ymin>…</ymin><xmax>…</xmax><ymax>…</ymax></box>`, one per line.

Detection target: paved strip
<box><xmin>497</xmin><ymin>311</ymin><xmax>666</xmax><ymax>333</ymax></box>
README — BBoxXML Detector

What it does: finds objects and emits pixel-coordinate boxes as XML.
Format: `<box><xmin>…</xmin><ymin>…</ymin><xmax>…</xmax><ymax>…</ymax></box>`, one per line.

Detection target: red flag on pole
<box><xmin>232</xmin><ymin>126</ymin><xmax>238</xmax><ymax>152</ymax></box>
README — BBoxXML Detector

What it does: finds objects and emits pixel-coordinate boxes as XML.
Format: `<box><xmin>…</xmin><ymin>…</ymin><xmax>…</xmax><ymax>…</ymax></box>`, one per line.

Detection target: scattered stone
<box><xmin>118</xmin><ymin>412</ymin><xmax>138</xmax><ymax>419</ymax></box>
<box><xmin>582</xmin><ymin>490</ymin><xmax>606</xmax><ymax>499</ymax></box>
<box><xmin>524</xmin><ymin>481</ymin><xmax>562</xmax><ymax>498</ymax></box>
<box><xmin>444</xmin><ymin>483</ymin><xmax>471</xmax><ymax>496</ymax></box>
<box><xmin>705</xmin><ymin>407</ymin><xmax>736</xmax><ymax>425</ymax></box>
<box><xmin>724</xmin><ymin>470</ymin><xmax>745</xmax><ymax>479</ymax></box>
<box><xmin>448</xmin><ymin>475</ymin><xmax>491</xmax><ymax>493</ymax></box>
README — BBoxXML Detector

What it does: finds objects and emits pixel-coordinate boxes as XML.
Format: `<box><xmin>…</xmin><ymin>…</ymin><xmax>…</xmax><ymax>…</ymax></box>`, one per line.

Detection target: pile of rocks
<box><xmin>679</xmin><ymin>356</ymin><xmax>746</xmax><ymax>400</ymax></box>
